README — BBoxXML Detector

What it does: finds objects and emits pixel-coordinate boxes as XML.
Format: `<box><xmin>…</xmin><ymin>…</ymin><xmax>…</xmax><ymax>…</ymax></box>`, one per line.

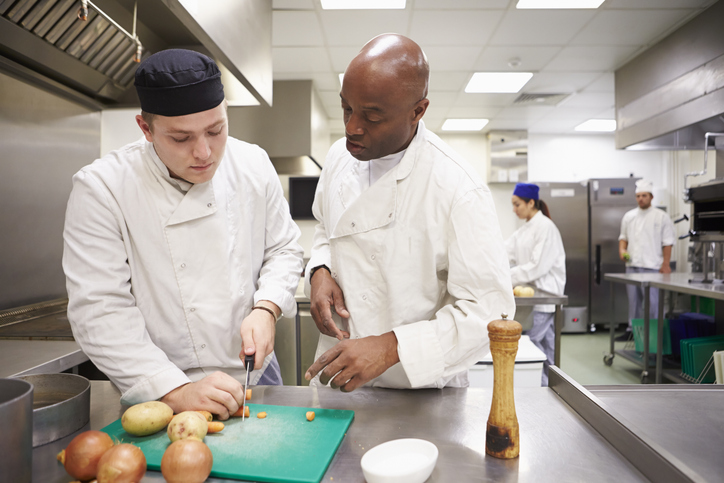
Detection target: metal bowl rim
<box><xmin>17</xmin><ymin>373</ymin><xmax>90</xmax><ymax>412</ymax></box>
<box><xmin>0</xmin><ymin>378</ymin><xmax>34</xmax><ymax>406</ymax></box>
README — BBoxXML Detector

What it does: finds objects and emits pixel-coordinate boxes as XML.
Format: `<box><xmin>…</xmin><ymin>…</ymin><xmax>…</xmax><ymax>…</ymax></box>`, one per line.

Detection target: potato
<box><xmin>513</xmin><ymin>286</ymin><xmax>524</xmax><ymax>296</ymax></box>
<box><xmin>122</xmin><ymin>401</ymin><xmax>174</xmax><ymax>436</ymax></box>
<box><xmin>521</xmin><ymin>287</ymin><xmax>535</xmax><ymax>297</ymax></box>
<box><xmin>167</xmin><ymin>411</ymin><xmax>208</xmax><ymax>442</ymax></box>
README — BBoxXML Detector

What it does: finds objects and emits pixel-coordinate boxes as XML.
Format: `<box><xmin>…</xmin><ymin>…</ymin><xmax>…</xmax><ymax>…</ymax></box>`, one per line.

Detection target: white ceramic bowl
<box><xmin>360</xmin><ymin>438</ymin><xmax>438</xmax><ymax>483</ymax></box>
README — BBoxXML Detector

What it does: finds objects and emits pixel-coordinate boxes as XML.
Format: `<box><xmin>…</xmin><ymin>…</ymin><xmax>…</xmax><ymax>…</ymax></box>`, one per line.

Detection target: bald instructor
<box><xmin>304</xmin><ymin>34</ymin><xmax>515</xmax><ymax>392</ymax></box>
<box><xmin>63</xmin><ymin>50</ymin><xmax>303</xmax><ymax>418</ymax></box>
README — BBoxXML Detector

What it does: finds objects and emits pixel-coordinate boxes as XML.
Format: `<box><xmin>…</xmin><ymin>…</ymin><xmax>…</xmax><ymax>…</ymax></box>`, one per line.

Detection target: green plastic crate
<box><xmin>631</xmin><ymin>318</ymin><xmax>672</xmax><ymax>355</ymax></box>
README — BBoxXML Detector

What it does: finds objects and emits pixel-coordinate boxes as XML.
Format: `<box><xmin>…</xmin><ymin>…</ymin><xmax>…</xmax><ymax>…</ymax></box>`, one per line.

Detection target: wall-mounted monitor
<box><xmin>289</xmin><ymin>177</ymin><xmax>319</xmax><ymax>220</ymax></box>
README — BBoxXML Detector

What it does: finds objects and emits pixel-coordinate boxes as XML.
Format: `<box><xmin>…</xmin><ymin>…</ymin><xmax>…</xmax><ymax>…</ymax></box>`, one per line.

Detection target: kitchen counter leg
<box><xmin>656</xmin><ymin>290</ymin><xmax>665</xmax><ymax>384</ymax></box>
<box><xmin>295</xmin><ymin>310</ymin><xmax>302</xmax><ymax>386</ymax></box>
<box><xmin>554</xmin><ymin>304</ymin><xmax>562</xmax><ymax>368</ymax></box>
<box><xmin>643</xmin><ymin>284</ymin><xmax>650</xmax><ymax>383</ymax></box>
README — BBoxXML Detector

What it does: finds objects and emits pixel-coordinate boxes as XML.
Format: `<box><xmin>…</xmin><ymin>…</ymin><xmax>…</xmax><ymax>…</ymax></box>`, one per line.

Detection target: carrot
<box><xmin>246</xmin><ymin>389</ymin><xmax>252</xmax><ymax>401</ymax></box>
<box><xmin>231</xmin><ymin>405</ymin><xmax>250</xmax><ymax>418</ymax></box>
<box><xmin>306</xmin><ymin>411</ymin><xmax>315</xmax><ymax>422</ymax></box>
<box><xmin>207</xmin><ymin>421</ymin><xmax>225</xmax><ymax>433</ymax></box>
<box><xmin>257</xmin><ymin>412</ymin><xmax>267</xmax><ymax>419</ymax></box>
<box><xmin>195</xmin><ymin>410</ymin><xmax>213</xmax><ymax>422</ymax></box>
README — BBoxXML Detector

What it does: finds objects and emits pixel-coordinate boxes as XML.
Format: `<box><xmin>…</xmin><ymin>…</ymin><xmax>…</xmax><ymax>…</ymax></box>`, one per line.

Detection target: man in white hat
<box><xmin>616</xmin><ymin>179</ymin><xmax>675</xmax><ymax>340</ymax></box>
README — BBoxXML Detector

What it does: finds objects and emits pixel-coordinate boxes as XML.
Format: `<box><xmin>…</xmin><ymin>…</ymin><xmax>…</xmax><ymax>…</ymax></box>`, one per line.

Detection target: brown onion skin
<box><xmin>161</xmin><ymin>439</ymin><xmax>213</xmax><ymax>483</ymax></box>
<box><xmin>62</xmin><ymin>430</ymin><xmax>115</xmax><ymax>480</ymax></box>
<box><xmin>96</xmin><ymin>443</ymin><xmax>146</xmax><ymax>483</ymax></box>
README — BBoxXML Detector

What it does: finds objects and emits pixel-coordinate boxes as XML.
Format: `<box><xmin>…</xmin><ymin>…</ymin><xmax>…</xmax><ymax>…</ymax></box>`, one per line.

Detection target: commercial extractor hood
<box><xmin>0</xmin><ymin>0</ymin><xmax>272</xmax><ymax>110</ymax></box>
<box><xmin>615</xmin><ymin>0</ymin><xmax>724</xmax><ymax>150</ymax></box>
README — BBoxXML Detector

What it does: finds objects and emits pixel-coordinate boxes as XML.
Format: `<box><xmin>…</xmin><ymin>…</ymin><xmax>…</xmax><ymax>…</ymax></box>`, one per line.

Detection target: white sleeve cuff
<box><xmin>393</xmin><ymin>322</ymin><xmax>444</xmax><ymax>387</ymax></box>
<box><xmin>255</xmin><ymin>285</ymin><xmax>298</xmax><ymax>317</ymax></box>
<box><xmin>120</xmin><ymin>366</ymin><xmax>192</xmax><ymax>405</ymax></box>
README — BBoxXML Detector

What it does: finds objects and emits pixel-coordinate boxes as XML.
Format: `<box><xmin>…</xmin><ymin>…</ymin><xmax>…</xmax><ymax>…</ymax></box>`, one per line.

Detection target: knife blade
<box><xmin>242</xmin><ymin>353</ymin><xmax>254</xmax><ymax>421</ymax></box>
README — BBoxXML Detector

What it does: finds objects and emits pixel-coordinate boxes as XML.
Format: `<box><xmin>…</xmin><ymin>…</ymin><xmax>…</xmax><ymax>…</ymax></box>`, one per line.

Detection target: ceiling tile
<box><xmin>490</xmin><ymin>10</ymin><xmax>597</xmax><ymax>46</ymax></box>
<box><xmin>424</xmin><ymin>102</ymin><xmax>451</xmax><ymax>120</ymax></box>
<box><xmin>273</xmin><ymin>11</ymin><xmax>324</xmax><ymax>46</ymax></box>
<box><xmin>273</xmin><ymin>47</ymin><xmax>331</xmax><ymax>72</ymax></box>
<box><xmin>593</xmin><ymin>107</ymin><xmax>615</xmax><ymax>118</ymax></box>
<box><xmin>582</xmin><ymin>72</ymin><xmax>615</xmax><ymax>93</ymax></box>
<box><xmin>320</xmin><ymin>10</ymin><xmax>411</xmax><ymax>46</ymax></box>
<box><xmin>310</xmin><ymin>72</ymin><xmax>341</xmax><ymax>91</ymax></box>
<box><xmin>272</xmin><ymin>0</ymin><xmax>314</xmax><ymax>9</ymax></box>
<box><xmin>423</xmin><ymin>46</ymin><xmax>484</xmax><ymax>71</ymax></box>
<box><xmin>523</xmin><ymin>72</ymin><xmax>601</xmax><ymax>93</ymax></box>
<box><xmin>486</xmin><ymin>119</ymin><xmax>536</xmax><ymax>130</ymax></box>
<box><xmin>455</xmin><ymin>92</ymin><xmax>519</xmax><ymax>107</ymax></box>
<box><xmin>328</xmin><ymin>47</ymin><xmax>363</xmax><ymax>73</ymax></box>
<box><xmin>474</xmin><ymin>46</ymin><xmax>562</xmax><ymax>71</ymax></box>
<box><xmin>415</xmin><ymin>0</ymin><xmax>510</xmax><ymax>8</ymax></box>
<box><xmin>528</xmin><ymin>118</ymin><xmax>580</xmax><ymax>133</ymax></box>
<box><xmin>571</xmin><ymin>9</ymin><xmax>695</xmax><ymax>46</ymax></box>
<box><xmin>536</xmin><ymin>106</ymin><xmax>603</xmax><ymax>123</ymax></box>
<box><xmin>429</xmin><ymin>71</ymin><xmax>470</xmax><ymax>92</ymax></box>
<box><xmin>544</xmin><ymin>45</ymin><xmax>640</xmax><ymax>72</ymax></box>
<box><xmin>557</xmin><ymin>92</ymin><xmax>614</xmax><ymax>109</ymax></box>
<box><xmin>409</xmin><ymin>10</ymin><xmax>504</xmax><ymax>46</ymax></box>
<box><xmin>495</xmin><ymin>105</ymin><xmax>555</xmax><ymax>122</ymax></box>
<box><xmin>446</xmin><ymin>106</ymin><xmax>504</xmax><ymax>118</ymax></box>
<box><xmin>428</xmin><ymin>91</ymin><xmax>459</xmax><ymax>107</ymax></box>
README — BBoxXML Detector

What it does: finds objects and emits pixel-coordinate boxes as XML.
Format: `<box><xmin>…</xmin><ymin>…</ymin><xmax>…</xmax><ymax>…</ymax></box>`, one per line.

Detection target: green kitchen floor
<box><xmin>559</xmin><ymin>330</ymin><xmax>647</xmax><ymax>385</ymax></box>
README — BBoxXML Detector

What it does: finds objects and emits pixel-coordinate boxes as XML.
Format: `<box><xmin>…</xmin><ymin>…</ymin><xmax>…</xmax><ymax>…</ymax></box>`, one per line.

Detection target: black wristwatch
<box><xmin>309</xmin><ymin>264</ymin><xmax>331</xmax><ymax>280</ymax></box>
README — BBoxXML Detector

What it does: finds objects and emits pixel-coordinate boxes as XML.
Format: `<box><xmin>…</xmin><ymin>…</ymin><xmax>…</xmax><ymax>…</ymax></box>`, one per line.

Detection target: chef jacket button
<box><xmin>362</xmin><ymin>294</ymin><xmax>367</xmax><ymax>300</ymax></box>
<box><xmin>180</xmin><ymin>263</ymin><xmax>186</xmax><ymax>269</ymax></box>
<box><xmin>207</xmin><ymin>203</ymin><xmax>213</xmax><ymax>208</ymax></box>
<box><xmin>201</xmin><ymin>344</ymin><xmax>206</xmax><ymax>349</ymax></box>
<box><xmin>351</xmin><ymin>222</ymin><xmax>356</xmax><ymax>227</ymax></box>
<box><xmin>389</xmin><ymin>213</ymin><xmax>392</xmax><ymax>218</ymax></box>
<box><xmin>370</xmin><ymin>254</ymin><xmax>375</xmax><ymax>260</ymax></box>
<box><xmin>190</xmin><ymin>308</ymin><xmax>195</xmax><ymax>312</ymax></box>
<box><xmin>332</xmin><ymin>272</ymin><xmax>337</xmax><ymax>278</ymax></box>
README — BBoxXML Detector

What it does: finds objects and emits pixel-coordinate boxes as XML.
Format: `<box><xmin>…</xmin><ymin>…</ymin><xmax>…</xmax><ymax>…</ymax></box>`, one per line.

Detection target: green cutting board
<box><xmin>102</xmin><ymin>403</ymin><xmax>354</xmax><ymax>483</ymax></box>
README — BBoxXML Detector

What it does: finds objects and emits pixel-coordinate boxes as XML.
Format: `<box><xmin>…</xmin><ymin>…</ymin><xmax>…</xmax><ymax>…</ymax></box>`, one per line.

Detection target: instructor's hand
<box><xmin>310</xmin><ymin>268</ymin><xmax>350</xmax><ymax>340</ymax></box>
<box><xmin>160</xmin><ymin>371</ymin><xmax>244</xmax><ymax>420</ymax></box>
<box><xmin>239</xmin><ymin>304</ymin><xmax>278</xmax><ymax>370</ymax></box>
<box><xmin>305</xmin><ymin>332</ymin><xmax>400</xmax><ymax>392</ymax></box>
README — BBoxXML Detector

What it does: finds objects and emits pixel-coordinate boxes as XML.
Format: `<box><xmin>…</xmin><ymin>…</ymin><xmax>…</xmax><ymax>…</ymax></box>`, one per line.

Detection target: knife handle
<box><xmin>244</xmin><ymin>354</ymin><xmax>255</xmax><ymax>371</ymax></box>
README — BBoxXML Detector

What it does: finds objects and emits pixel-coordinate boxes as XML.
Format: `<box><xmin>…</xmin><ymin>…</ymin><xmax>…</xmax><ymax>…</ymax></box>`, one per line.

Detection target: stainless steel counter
<box><xmin>0</xmin><ymin>340</ymin><xmax>87</xmax><ymax>378</ymax></box>
<box><xmin>35</xmin><ymin>382</ymin><xmax>644</xmax><ymax>482</ymax></box>
<box><xmin>604</xmin><ymin>272</ymin><xmax>723</xmax><ymax>384</ymax></box>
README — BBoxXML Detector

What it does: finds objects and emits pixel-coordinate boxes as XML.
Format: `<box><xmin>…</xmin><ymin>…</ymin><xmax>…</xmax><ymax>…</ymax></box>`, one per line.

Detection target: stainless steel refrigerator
<box><xmin>536</xmin><ymin>178</ymin><xmax>638</xmax><ymax>333</ymax></box>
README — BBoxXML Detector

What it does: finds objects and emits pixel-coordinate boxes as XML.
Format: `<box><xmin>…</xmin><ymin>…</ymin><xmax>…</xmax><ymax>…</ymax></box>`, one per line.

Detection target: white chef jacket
<box><xmin>619</xmin><ymin>206</ymin><xmax>675</xmax><ymax>270</ymax></box>
<box><xmin>505</xmin><ymin>211</ymin><xmax>566</xmax><ymax>313</ymax></box>
<box><xmin>304</xmin><ymin>121</ymin><xmax>515</xmax><ymax>389</ymax></box>
<box><xmin>63</xmin><ymin>137</ymin><xmax>303</xmax><ymax>405</ymax></box>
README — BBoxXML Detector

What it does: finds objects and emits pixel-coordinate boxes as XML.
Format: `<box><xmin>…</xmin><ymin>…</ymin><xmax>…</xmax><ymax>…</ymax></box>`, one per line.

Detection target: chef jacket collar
<box><xmin>145</xmin><ymin>140</ymin><xmax>193</xmax><ymax>193</ymax></box>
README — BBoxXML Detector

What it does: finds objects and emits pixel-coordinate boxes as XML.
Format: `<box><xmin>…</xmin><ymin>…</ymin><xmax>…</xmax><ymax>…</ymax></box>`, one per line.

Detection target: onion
<box><xmin>161</xmin><ymin>439</ymin><xmax>213</xmax><ymax>483</ymax></box>
<box><xmin>96</xmin><ymin>443</ymin><xmax>146</xmax><ymax>483</ymax></box>
<box><xmin>57</xmin><ymin>430</ymin><xmax>115</xmax><ymax>480</ymax></box>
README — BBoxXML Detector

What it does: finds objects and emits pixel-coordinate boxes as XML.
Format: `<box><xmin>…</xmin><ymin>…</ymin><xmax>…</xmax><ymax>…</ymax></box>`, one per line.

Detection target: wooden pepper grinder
<box><xmin>485</xmin><ymin>313</ymin><xmax>522</xmax><ymax>459</ymax></box>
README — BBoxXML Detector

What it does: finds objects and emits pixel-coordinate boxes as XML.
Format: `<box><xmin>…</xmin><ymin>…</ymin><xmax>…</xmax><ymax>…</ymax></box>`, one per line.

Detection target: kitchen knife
<box><xmin>242</xmin><ymin>354</ymin><xmax>254</xmax><ymax>421</ymax></box>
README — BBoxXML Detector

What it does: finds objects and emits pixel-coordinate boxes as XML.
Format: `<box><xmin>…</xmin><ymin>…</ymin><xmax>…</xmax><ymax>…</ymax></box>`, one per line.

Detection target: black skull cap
<box><xmin>134</xmin><ymin>49</ymin><xmax>224</xmax><ymax>116</ymax></box>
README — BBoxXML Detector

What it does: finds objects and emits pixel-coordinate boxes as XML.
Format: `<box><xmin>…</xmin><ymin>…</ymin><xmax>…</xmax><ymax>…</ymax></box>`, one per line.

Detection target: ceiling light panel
<box><xmin>516</xmin><ymin>0</ymin><xmax>605</xmax><ymax>8</ymax></box>
<box><xmin>321</xmin><ymin>0</ymin><xmax>406</xmax><ymax>9</ymax></box>
<box><xmin>442</xmin><ymin>119</ymin><xmax>490</xmax><ymax>131</ymax></box>
<box><xmin>465</xmin><ymin>72</ymin><xmax>534</xmax><ymax>93</ymax></box>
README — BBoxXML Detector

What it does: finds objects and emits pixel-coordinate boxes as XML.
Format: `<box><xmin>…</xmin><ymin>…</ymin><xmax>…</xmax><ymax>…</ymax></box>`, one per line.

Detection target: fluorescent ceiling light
<box><xmin>517</xmin><ymin>0</ymin><xmax>605</xmax><ymax>8</ymax></box>
<box><xmin>322</xmin><ymin>0</ymin><xmax>406</xmax><ymax>9</ymax></box>
<box><xmin>441</xmin><ymin>119</ymin><xmax>489</xmax><ymax>131</ymax></box>
<box><xmin>574</xmin><ymin>119</ymin><xmax>617</xmax><ymax>132</ymax></box>
<box><xmin>465</xmin><ymin>72</ymin><xmax>533</xmax><ymax>94</ymax></box>
<box><xmin>339</xmin><ymin>73</ymin><xmax>344</xmax><ymax>87</ymax></box>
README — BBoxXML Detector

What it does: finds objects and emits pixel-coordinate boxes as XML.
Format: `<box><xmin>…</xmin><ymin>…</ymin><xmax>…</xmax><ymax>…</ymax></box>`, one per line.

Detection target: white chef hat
<box><xmin>635</xmin><ymin>179</ymin><xmax>653</xmax><ymax>194</ymax></box>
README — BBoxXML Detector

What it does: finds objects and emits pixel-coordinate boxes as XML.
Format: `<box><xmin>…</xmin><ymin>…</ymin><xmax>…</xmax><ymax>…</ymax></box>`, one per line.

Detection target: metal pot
<box><xmin>0</xmin><ymin>378</ymin><xmax>33</xmax><ymax>482</ymax></box>
<box><xmin>18</xmin><ymin>373</ymin><xmax>91</xmax><ymax>447</ymax></box>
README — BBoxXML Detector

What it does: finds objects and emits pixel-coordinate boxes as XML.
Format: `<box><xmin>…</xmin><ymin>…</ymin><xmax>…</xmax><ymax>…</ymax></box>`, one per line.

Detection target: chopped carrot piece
<box><xmin>246</xmin><ymin>389</ymin><xmax>252</xmax><ymax>400</ymax></box>
<box><xmin>207</xmin><ymin>421</ymin><xmax>225</xmax><ymax>433</ymax></box>
<box><xmin>196</xmin><ymin>410</ymin><xmax>213</xmax><ymax>422</ymax></box>
<box><xmin>231</xmin><ymin>405</ymin><xmax>250</xmax><ymax>418</ymax></box>
<box><xmin>306</xmin><ymin>411</ymin><xmax>315</xmax><ymax>422</ymax></box>
<box><xmin>257</xmin><ymin>411</ymin><xmax>267</xmax><ymax>419</ymax></box>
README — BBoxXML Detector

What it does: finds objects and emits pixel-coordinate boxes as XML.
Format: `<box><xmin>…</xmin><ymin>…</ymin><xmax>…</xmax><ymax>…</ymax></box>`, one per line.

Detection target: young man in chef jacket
<box><xmin>617</xmin><ymin>179</ymin><xmax>675</xmax><ymax>341</ymax></box>
<box><xmin>303</xmin><ymin>34</ymin><xmax>515</xmax><ymax>392</ymax></box>
<box><xmin>63</xmin><ymin>49</ymin><xmax>303</xmax><ymax>418</ymax></box>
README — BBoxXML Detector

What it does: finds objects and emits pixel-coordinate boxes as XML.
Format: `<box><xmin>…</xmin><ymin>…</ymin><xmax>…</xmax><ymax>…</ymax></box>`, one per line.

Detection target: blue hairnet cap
<box><xmin>513</xmin><ymin>183</ymin><xmax>539</xmax><ymax>200</ymax></box>
<box><xmin>134</xmin><ymin>49</ymin><xmax>224</xmax><ymax>116</ymax></box>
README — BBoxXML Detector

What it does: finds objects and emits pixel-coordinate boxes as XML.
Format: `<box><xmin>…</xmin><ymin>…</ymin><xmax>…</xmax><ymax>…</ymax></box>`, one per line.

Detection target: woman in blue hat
<box><xmin>506</xmin><ymin>183</ymin><xmax>566</xmax><ymax>386</ymax></box>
